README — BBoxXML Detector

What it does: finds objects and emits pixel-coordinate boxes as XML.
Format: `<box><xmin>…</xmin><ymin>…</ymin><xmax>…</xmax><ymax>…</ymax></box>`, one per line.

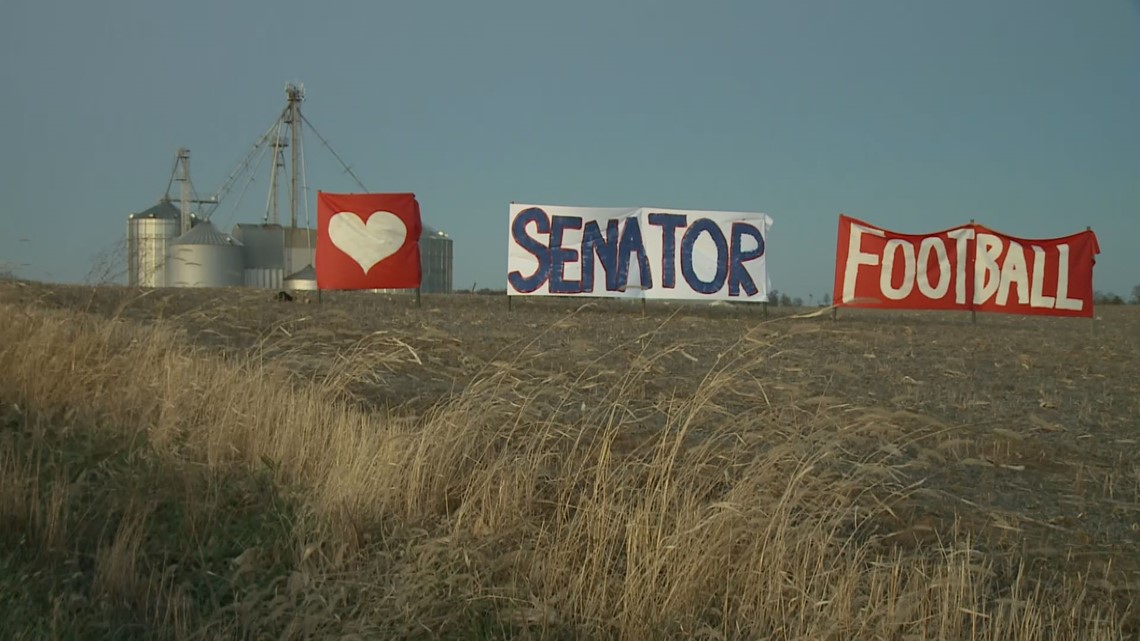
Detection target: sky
<box><xmin>2</xmin><ymin>0</ymin><xmax>1138</xmax><ymax>299</ymax></box>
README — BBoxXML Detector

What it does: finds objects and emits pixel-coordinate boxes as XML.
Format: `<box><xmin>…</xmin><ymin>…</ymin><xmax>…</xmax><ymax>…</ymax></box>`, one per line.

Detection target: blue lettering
<box><xmin>549</xmin><ymin>215</ymin><xmax>583</xmax><ymax>294</ymax></box>
<box><xmin>507</xmin><ymin>207</ymin><xmax>551</xmax><ymax>293</ymax></box>
<box><xmin>729</xmin><ymin>222</ymin><xmax>765</xmax><ymax>297</ymax></box>
<box><xmin>647</xmin><ymin>213</ymin><xmax>687</xmax><ymax>289</ymax></box>
<box><xmin>680</xmin><ymin>218</ymin><xmax>728</xmax><ymax>294</ymax></box>
<box><xmin>617</xmin><ymin>216</ymin><xmax>654</xmax><ymax>291</ymax></box>
<box><xmin>581</xmin><ymin>219</ymin><xmax>621</xmax><ymax>292</ymax></box>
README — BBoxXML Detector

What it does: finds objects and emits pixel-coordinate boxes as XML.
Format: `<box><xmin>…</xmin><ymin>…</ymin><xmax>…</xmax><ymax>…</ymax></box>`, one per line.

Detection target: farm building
<box><xmin>125</xmin><ymin>85</ymin><xmax>453</xmax><ymax>293</ymax></box>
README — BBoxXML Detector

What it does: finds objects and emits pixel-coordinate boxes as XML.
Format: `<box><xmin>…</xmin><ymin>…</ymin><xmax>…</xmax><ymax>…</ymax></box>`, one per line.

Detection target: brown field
<box><xmin>0</xmin><ymin>279</ymin><xmax>1137</xmax><ymax>640</ymax></box>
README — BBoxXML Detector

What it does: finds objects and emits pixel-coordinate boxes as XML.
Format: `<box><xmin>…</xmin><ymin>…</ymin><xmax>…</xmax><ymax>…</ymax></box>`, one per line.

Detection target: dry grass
<box><xmin>0</xmin><ymin>291</ymin><xmax>1135</xmax><ymax>639</ymax></box>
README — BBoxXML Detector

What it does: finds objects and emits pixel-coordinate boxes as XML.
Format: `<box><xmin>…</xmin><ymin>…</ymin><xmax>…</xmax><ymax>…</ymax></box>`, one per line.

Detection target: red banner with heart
<box><xmin>315</xmin><ymin>192</ymin><xmax>423</xmax><ymax>290</ymax></box>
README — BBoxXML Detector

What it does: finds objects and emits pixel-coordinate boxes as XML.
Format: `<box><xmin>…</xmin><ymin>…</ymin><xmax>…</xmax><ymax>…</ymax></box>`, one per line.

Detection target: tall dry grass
<box><xmin>0</xmin><ymin>299</ymin><xmax>1131</xmax><ymax>639</ymax></box>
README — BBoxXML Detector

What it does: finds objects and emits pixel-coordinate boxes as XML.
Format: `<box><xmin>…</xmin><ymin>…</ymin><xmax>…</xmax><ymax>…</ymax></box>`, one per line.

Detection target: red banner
<box><xmin>833</xmin><ymin>215</ymin><xmax>1100</xmax><ymax>318</ymax></box>
<box><xmin>316</xmin><ymin>192</ymin><xmax>423</xmax><ymax>290</ymax></box>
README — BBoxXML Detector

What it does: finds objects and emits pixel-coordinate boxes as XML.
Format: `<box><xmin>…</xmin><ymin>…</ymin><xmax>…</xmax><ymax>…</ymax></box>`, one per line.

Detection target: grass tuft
<box><xmin>0</xmin><ymin>296</ymin><xmax>1134</xmax><ymax>639</ymax></box>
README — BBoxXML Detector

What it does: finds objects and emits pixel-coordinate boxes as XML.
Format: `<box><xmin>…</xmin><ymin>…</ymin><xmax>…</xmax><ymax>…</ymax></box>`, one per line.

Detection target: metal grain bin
<box><xmin>232</xmin><ymin>223</ymin><xmax>286</xmax><ymax>270</ymax></box>
<box><xmin>127</xmin><ymin>199</ymin><xmax>180</xmax><ymax>287</ymax></box>
<box><xmin>167</xmin><ymin>220</ymin><xmax>245</xmax><ymax>288</ymax></box>
<box><xmin>283</xmin><ymin>264</ymin><xmax>318</xmax><ymax>290</ymax></box>
<box><xmin>420</xmin><ymin>226</ymin><xmax>453</xmax><ymax>294</ymax></box>
<box><xmin>283</xmin><ymin>227</ymin><xmax>317</xmax><ymax>277</ymax></box>
<box><xmin>243</xmin><ymin>267</ymin><xmax>284</xmax><ymax>289</ymax></box>
<box><xmin>371</xmin><ymin>224</ymin><xmax>454</xmax><ymax>294</ymax></box>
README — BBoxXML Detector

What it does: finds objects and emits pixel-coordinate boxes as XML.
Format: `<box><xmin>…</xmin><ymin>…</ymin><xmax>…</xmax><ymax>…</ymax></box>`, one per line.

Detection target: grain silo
<box><xmin>167</xmin><ymin>220</ymin><xmax>245</xmax><ymax>288</ymax></box>
<box><xmin>126</xmin><ymin>198</ymin><xmax>181</xmax><ymax>287</ymax></box>
<box><xmin>369</xmin><ymin>224</ymin><xmax>453</xmax><ymax>294</ymax></box>
<box><xmin>283</xmin><ymin>264</ymin><xmax>318</xmax><ymax>290</ymax></box>
<box><xmin>420</xmin><ymin>225</ymin><xmax>453</xmax><ymax>293</ymax></box>
<box><xmin>232</xmin><ymin>223</ymin><xmax>286</xmax><ymax>288</ymax></box>
<box><xmin>283</xmin><ymin>227</ymin><xmax>317</xmax><ymax>277</ymax></box>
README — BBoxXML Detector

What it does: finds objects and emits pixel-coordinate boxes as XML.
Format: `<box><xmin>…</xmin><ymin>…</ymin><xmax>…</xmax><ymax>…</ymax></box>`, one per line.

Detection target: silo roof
<box><xmin>131</xmin><ymin>199</ymin><xmax>181</xmax><ymax>220</ymax></box>
<box><xmin>284</xmin><ymin>264</ymin><xmax>316</xmax><ymax>281</ymax></box>
<box><xmin>171</xmin><ymin>220</ymin><xmax>244</xmax><ymax>247</ymax></box>
<box><xmin>422</xmin><ymin>224</ymin><xmax>449</xmax><ymax>239</ymax></box>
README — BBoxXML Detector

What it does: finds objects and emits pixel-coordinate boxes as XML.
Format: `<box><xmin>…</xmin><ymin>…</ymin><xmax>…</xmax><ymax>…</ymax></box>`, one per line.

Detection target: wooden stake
<box><xmin>416</xmin><ymin>287</ymin><xmax>422</xmax><ymax>308</ymax></box>
<box><xmin>508</xmin><ymin>294</ymin><xmax>513</xmax><ymax>312</ymax></box>
<box><xmin>763</xmin><ymin>301</ymin><xmax>769</xmax><ymax>318</ymax></box>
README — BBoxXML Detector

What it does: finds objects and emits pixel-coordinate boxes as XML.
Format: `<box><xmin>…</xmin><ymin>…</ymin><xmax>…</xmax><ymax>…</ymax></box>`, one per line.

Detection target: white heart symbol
<box><xmin>328</xmin><ymin>211</ymin><xmax>408</xmax><ymax>273</ymax></box>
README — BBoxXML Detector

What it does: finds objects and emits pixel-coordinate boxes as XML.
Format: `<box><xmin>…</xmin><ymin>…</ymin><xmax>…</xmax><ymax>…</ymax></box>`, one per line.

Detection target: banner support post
<box><xmin>508</xmin><ymin>201</ymin><xmax>515</xmax><ymax>315</ymax></box>
<box><xmin>969</xmin><ymin>219</ymin><xmax>977</xmax><ymax>325</ymax></box>
<box><xmin>416</xmin><ymin>287</ymin><xmax>422</xmax><ymax>308</ymax></box>
<box><xmin>763</xmin><ymin>301</ymin><xmax>769</xmax><ymax>319</ymax></box>
<box><xmin>1087</xmin><ymin>226</ymin><xmax>1096</xmax><ymax>336</ymax></box>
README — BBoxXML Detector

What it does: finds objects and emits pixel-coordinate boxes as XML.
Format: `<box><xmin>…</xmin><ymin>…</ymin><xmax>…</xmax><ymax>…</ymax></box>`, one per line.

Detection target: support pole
<box><xmin>288</xmin><ymin>84</ymin><xmax>303</xmax><ymax>230</ymax></box>
<box><xmin>178</xmin><ymin>148</ymin><xmax>192</xmax><ymax>235</ymax></box>
<box><xmin>416</xmin><ymin>287</ymin><xmax>422</xmax><ymax>308</ymax></box>
<box><xmin>763</xmin><ymin>301</ymin><xmax>769</xmax><ymax>319</ymax></box>
<box><xmin>508</xmin><ymin>294</ymin><xmax>513</xmax><ymax>312</ymax></box>
<box><xmin>1087</xmin><ymin>226</ymin><xmax>1096</xmax><ymax>336</ymax></box>
<box><xmin>969</xmin><ymin>218</ymin><xmax>977</xmax><ymax>325</ymax></box>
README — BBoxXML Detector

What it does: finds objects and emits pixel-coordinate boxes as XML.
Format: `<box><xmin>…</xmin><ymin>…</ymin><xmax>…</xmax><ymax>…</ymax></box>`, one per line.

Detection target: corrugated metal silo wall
<box><xmin>128</xmin><ymin>217</ymin><xmax>178</xmax><ymax>287</ymax></box>
<box><xmin>420</xmin><ymin>235</ymin><xmax>453</xmax><ymax>293</ymax></box>
<box><xmin>232</xmin><ymin>224</ymin><xmax>286</xmax><ymax>270</ymax></box>
<box><xmin>284</xmin><ymin>277</ymin><xmax>318</xmax><ymax>291</ymax></box>
<box><xmin>283</xmin><ymin>228</ymin><xmax>317</xmax><ymax>275</ymax></box>
<box><xmin>168</xmin><ymin>244</ymin><xmax>245</xmax><ymax>288</ymax></box>
<box><xmin>127</xmin><ymin>219</ymin><xmax>138</xmax><ymax>286</ymax></box>
<box><xmin>244</xmin><ymin>268</ymin><xmax>284</xmax><ymax>289</ymax></box>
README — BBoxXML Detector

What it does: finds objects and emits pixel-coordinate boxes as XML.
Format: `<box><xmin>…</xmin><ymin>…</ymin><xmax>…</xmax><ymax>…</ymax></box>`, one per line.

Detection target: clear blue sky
<box><xmin>2</xmin><ymin>0</ymin><xmax>1137</xmax><ymax>298</ymax></box>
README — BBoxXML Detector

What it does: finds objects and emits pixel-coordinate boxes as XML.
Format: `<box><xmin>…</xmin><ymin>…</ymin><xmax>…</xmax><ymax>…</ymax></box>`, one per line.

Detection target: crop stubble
<box><xmin>2</xmin><ymin>280</ymin><xmax>1138</xmax><ymax>635</ymax></box>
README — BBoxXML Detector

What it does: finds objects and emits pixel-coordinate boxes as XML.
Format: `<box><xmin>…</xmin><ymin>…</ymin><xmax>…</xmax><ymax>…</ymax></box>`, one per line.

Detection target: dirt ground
<box><xmin>4</xmin><ymin>280</ymin><xmax>1138</xmax><ymax>606</ymax></box>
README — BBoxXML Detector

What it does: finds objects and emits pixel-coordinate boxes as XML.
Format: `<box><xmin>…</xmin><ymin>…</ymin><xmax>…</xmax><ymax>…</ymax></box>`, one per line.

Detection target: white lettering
<box><xmin>880</xmin><ymin>239</ymin><xmax>916</xmax><ymax>300</ymax></box>
<box><xmin>996</xmin><ymin>240</ymin><xmax>1029</xmax><ymax>306</ymax></box>
<box><xmin>842</xmin><ymin>223</ymin><xmax>885</xmax><ymax>303</ymax></box>
<box><xmin>947</xmin><ymin>228</ymin><xmax>975</xmax><ymax>304</ymax></box>
<box><xmin>974</xmin><ymin>233</ymin><xmax>1003</xmax><ymax>305</ymax></box>
<box><xmin>1030</xmin><ymin>246</ymin><xmax>1055</xmax><ymax>308</ymax></box>
<box><xmin>1055</xmin><ymin>244</ymin><xmax>1082</xmax><ymax>310</ymax></box>
<box><xmin>916</xmin><ymin>237</ymin><xmax>950</xmax><ymax>299</ymax></box>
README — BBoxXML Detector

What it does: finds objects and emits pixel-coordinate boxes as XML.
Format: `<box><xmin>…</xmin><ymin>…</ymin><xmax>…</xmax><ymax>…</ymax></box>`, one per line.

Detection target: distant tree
<box><xmin>780</xmin><ymin>293</ymin><xmax>793</xmax><ymax>307</ymax></box>
<box><xmin>1094</xmin><ymin>291</ymin><xmax>1125</xmax><ymax>305</ymax></box>
<box><xmin>822</xmin><ymin>292</ymin><xmax>832</xmax><ymax>306</ymax></box>
<box><xmin>768</xmin><ymin>289</ymin><xmax>780</xmax><ymax>306</ymax></box>
<box><xmin>1132</xmin><ymin>284</ymin><xmax>1140</xmax><ymax>304</ymax></box>
<box><xmin>0</xmin><ymin>269</ymin><xmax>16</xmax><ymax>281</ymax></box>
<box><xmin>792</xmin><ymin>296</ymin><xmax>804</xmax><ymax>307</ymax></box>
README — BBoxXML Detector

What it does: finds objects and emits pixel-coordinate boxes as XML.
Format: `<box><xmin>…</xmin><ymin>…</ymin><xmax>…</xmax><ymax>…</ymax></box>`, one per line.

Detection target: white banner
<box><xmin>507</xmin><ymin>203</ymin><xmax>774</xmax><ymax>302</ymax></box>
